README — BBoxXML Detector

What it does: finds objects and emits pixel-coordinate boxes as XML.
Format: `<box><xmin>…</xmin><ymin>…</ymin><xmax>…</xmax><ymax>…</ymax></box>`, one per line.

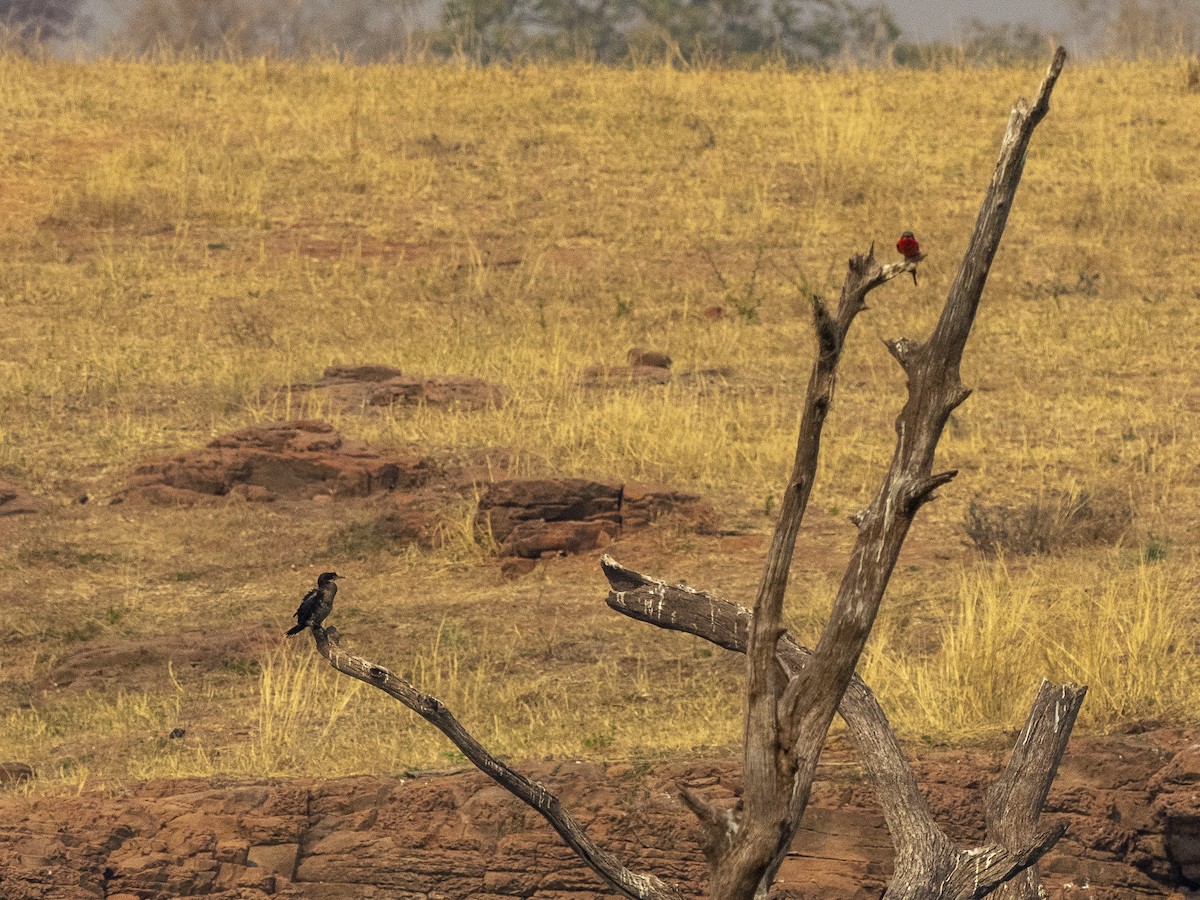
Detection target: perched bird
<box><xmin>286</xmin><ymin>572</ymin><xmax>341</xmax><ymax>635</ymax></box>
<box><xmin>896</xmin><ymin>231</ymin><xmax>922</xmax><ymax>284</ymax></box>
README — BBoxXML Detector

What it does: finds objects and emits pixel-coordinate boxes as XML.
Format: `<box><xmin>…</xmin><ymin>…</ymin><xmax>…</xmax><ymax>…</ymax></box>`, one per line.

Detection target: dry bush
<box><xmin>963</xmin><ymin>489</ymin><xmax>1133</xmax><ymax>556</ymax></box>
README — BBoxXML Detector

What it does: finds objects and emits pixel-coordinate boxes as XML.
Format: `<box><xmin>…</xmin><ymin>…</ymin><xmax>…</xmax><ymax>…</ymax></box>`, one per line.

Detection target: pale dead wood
<box><xmin>746</xmin><ymin>47</ymin><xmax>1069</xmax><ymax>896</ymax></box>
<box><xmin>601</xmin><ymin>557</ymin><xmax>1084</xmax><ymax>899</ymax></box>
<box><xmin>731</xmin><ymin>247</ymin><xmax>924</xmax><ymax>898</ymax></box>
<box><xmin>309</xmin><ymin>624</ymin><xmax>684</xmax><ymax>900</ymax></box>
<box><xmin>984</xmin><ymin>680</ymin><xmax>1088</xmax><ymax>900</ymax></box>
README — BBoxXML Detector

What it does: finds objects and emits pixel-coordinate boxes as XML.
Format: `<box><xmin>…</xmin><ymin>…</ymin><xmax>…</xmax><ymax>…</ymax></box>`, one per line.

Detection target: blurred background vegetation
<box><xmin>4</xmin><ymin>0</ymin><xmax>1200</xmax><ymax>64</ymax></box>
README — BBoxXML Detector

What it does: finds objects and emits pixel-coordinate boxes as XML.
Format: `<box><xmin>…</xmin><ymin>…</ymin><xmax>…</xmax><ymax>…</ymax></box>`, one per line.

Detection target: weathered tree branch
<box><xmin>601</xmin><ymin>557</ymin><xmax>1084</xmax><ymax>899</ymax></box>
<box><xmin>309</xmin><ymin>625</ymin><xmax>683</xmax><ymax>900</ymax></box>
<box><xmin>985</xmin><ymin>680</ymin><xmax>1087</xmax><ymax>899</ymax></box>
<box><xmin>304</xmin><ymin>48</ymin><xmax>1073</xmax><ymax>900</ymax></box>
<box><xmin>753</xmin><ymin>47</ymin><xmax>1068</xmax><ymax>896</ymax></box>
<box><xmin>732</xmin><ymin>245</ymin><xmax>924</xmax><ymax>898</ymax></box>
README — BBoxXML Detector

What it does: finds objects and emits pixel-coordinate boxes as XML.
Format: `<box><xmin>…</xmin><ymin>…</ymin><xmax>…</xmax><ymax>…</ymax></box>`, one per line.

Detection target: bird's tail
<box><xmin>285</xmin><ymin>622</ymin><xmax>306</xmax><ymax>636</ymax></box>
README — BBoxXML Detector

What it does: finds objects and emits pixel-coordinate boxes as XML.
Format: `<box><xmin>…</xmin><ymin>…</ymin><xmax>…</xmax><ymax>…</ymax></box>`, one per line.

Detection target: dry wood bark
<box><xmin>602</xmin><ymin>557</ymin><xmax>1086</xmax><ymax>898</ymax></box>
<box><xmin>698</xmin><ymin>48</ymin><xmax>1069</xmax><ymax>897</ymax></box>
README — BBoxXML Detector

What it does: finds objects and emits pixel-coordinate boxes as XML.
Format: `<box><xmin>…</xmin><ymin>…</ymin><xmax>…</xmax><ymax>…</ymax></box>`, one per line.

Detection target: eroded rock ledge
<box><xmin>477</xmin><ymin>478</ymin><xmax>717</xmax><ymax>558</ymax></box>
<box><xmin>0</xmin><ymin>731</ymin><xmax>1195</xmax><ymax>899</ymax></box>
<box><xmin>125</xmin><ymin>421</ymin><xmax>430</xmax><ymax>505</ymax></box>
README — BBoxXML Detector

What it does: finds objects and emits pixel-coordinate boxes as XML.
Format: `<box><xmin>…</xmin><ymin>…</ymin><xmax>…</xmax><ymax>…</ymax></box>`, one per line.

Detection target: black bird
<box><xmin>286</xmin><ymin>572</ymin><xmax>341</xmax><ymax>635</ymax></box>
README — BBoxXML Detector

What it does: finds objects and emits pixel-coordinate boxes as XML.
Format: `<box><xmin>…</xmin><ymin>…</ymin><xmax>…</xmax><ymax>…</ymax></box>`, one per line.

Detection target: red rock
<box><xmin>581</xmin><ymin>364</ymin><xmax>672</xmax><ymax>385</ymax></box>
<box><xmin>627</xmin><ymin>347</ymin><xmax>672</xmax><ymax>369</ymax></box>
<box><xmin>623</xmin><ymin>482</ymin><xmax>717</xmax><ymax>532</ymax></box>
<box><xmin>500</xmin><ymin>557</ymin><xmax>539</xmax><ymax>578</ymax></box>
<box><xmin>125</xmin><ymin>421</ymin><xmax>428</xmax><ymax>505</ymax></box>
<box><xmin>214</xmin><ymin>839</ymin><xmax>249</xmax><ymax>865</ymax></box>
<box><xmin>478</xmin><ymin>479</ymin><xmax>622</xmax><ymax>543</ymax></box>
<box><xmin>375</xmin><ymin>487</ymin><xmax>453</xmax><ymax>549</ymax></box>
<box><xmin>368</xmin><ymin>374</ymin><xmax>506</xmax><ymax>409</ymax></box>
<box><xmin>321</xmin><ymin>364</ymin><xmax>404</xmax><ymax>383</ymax></box>
<box><xmin>0</xmin><ymin>762</ymin><xmax>34</xmax><ymax>787</ymax></box>
<box><xmin>500</xmin><ymin>520</ymin><xmax>614</xmax><ymax>558</ymax></box>
<box><xmin>476</xmin><ymin>478</ymin><xmax>717</xmax><ymax>557</ymax></box>
<box><xmin>0</xmin><ymin>735</ymin><xmax>1192</xmax><ymax>898</ymax></box>
<box><xmin>0</xmin><ymin>479</ymin><xmax>41</xmax><ymax>516</ymax></box>
<box><xmin>247</xmin><ymin>842</ymin><xmax>299</xmax><ymax>878</ymax></box>
<box><xmin>294</xmin><ymin>365</ymin><xmax>505</xmax><ymax>412</ymax></box>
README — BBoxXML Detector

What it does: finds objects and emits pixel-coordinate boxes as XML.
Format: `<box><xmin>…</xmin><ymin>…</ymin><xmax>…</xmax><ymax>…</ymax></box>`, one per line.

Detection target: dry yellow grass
<box><xmin>1</xmin><ymin>55</ymin><xmax>1198</xmax><ymax>791</ymax></box>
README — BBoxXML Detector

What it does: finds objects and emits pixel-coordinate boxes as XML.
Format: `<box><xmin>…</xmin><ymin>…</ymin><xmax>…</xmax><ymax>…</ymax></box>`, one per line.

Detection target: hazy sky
<box><xmin>890</xmin><ymin>0</ymin><xmax>1070</xmax><ymax>41</ymax></box>
<box><xmin>81</xmin><ymin>0</ymin><xmax>1074</xmax><ymax>46</ymax></box>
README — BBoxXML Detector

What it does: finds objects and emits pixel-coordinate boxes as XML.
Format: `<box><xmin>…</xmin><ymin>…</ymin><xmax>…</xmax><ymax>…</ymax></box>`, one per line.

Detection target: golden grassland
<box><xmin>1</xmin><ymin>55</ymin><xmax>1198</xmax><ymax>792</ymax></box>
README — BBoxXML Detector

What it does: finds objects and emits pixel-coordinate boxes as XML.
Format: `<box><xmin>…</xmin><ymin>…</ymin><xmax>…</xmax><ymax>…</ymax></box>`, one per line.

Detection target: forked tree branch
<box><xmin>308</xmin><ymin>625</ymin><xmax>683</xmax><ymax>900</ymax></box>
<box><xmin>748</xmin><ymin>47</ymin><xmax>1068</xmax><ymax>895</ymax></box>
<box><xmin>601</xmin><ymin>557</ymin><xmax>1084</xmax><ymax>899</ymax></box>
<box><xmin>735</xmin><ymin>247</ymin><xmax>924</xmax><ymax>898</ymax></box>
<box><xmin>304</xmin><ymin>47</ymin><xmax>1071</xmax><ymax>900</ymax></box>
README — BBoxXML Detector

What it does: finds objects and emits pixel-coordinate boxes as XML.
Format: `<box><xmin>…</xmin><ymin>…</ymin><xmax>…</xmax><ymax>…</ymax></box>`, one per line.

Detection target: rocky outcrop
<box><xmin>365</xmin><ymin>374</ymin><xmax>505</xmax><ymax>409</ymax></box>
<box><xmin>627</xmin><ymin>347</ymin><xmax>672</xmax><ymax>369</ymax></box>
<box><xmin>0</xmin><ymin>479</ymin><xmax>40</xmax><ymax>516</ymax></box>
<box><xmin>373</xmin><ymin>487</ymin><xmax>458</xmax><ymax>550</ymax></box>
<box><xmin>0</xmin><ymin>762</ymin><xmax>34</xmax><ymax>788</ymax></box>
<box><xmin>581</xmin><ymin>346</ymin><xmax>674</xmax><ymax>386</ymax></box>
<box><xmin>125</xmin><ymin>421</ymin><xmax>430</xmax><ymax>504</ymax></box>
<box><xmin>480</xmin><ymin>478</ymin><xmax>622</xmax><ymax>542</ymax></box>
<box><xmin>300</xmin><ymin>365</ymin><xmax>506</xmax><ymax>411</ymax></box>
<box><xmin>581</xmin><ymin>363</ymin><xmax>672</xmax><ymax>385</ymax></box>
<box><xmin>477</xmin><ymin>478</ymin><xmax>716</xmax><ymax>557</ymax></box>
<box><xmin>0</xmin><ymin>732</ymin><xmax>1195</xmax><ymax>898</ymax></box>
<box><xmin>1151</xmin><ymin>742</ymin><xmax>1200</xmax><ymax>887</ymax></box>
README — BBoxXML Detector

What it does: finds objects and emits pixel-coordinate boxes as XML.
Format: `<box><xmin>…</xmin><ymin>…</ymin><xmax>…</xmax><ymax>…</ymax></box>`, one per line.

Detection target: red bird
<box><xmin>896</xmin><ymin>231</ymin><xmax>921</xmax><ymax>258</ymax></box>
<box><xmin>896</xmin><ymin>231</ymin><xmax>921</xmax><ymax>284</ymax></box>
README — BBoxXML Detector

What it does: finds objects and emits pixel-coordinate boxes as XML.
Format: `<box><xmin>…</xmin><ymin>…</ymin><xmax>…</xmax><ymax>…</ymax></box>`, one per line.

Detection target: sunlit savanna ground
<box><xmin>1</xmin><ymin>55</ymin><xmax>1198</xmax><ymax>792</ymax></box>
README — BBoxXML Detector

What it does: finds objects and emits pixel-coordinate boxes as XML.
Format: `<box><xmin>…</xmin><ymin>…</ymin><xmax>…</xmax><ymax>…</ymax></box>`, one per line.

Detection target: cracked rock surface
<box><xmin>0</xmin><ymin>731</ymin><xmax>1196</xmax><ymax>899</ymax></box>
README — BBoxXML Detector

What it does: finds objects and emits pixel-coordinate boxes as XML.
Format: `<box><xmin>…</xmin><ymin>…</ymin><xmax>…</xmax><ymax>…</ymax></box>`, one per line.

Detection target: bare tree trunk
<box><xmin>698</xmin><ymin>48</ymin><xmax>1069</xmax><ymax>898</ymax></box>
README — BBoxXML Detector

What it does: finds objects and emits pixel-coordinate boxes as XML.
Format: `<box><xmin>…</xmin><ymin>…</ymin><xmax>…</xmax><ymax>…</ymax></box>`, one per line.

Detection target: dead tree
<box><xmin>306</xmin><ymin>48</ymin><xmax>1082</xmax><ymax>900</ymax></box>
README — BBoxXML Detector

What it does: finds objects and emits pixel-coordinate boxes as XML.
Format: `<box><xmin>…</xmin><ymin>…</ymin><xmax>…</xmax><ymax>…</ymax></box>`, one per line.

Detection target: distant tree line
<box><xmin>3</xmin><ymin>0</ymin><xmax>1199</xmax><ymax>61</ymax></box>
<box><xmin>1</xmin><ymin>0</ymin><xmax>77</xmax><ymax>47</ymax></box>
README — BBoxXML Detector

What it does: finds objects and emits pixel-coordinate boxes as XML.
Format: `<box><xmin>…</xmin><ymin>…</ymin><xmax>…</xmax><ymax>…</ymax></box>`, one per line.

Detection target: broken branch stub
<box><xmin>985</xmin><ymin>680</ymin><xmax>1088</xmax><ymax>900</ymax></box>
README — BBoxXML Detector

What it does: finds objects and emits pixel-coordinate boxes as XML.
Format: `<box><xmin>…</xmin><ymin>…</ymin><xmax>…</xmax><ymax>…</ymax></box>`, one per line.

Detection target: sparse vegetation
<box><xmin>1</xmin><ymin>56</ymin><xmax>1198</xmax><ymax>791</ymax></box>
<box><xmin>962</xmin><ymin>487</ymin><xmax>1132</xmax><ymax>556</ymax></box>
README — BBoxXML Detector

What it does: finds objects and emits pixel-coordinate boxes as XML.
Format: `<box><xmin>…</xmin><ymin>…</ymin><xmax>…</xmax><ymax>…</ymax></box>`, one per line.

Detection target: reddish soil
<box><xmin>1</xmin><ymin>730</ymin><xmax>1196</xmax><ymax>899</ymax></box>
<box><xmin>39</xmin><ymin>626</ymin><xmax>275</xmax><ymax>693</ymax></box>
<box><xmin>298</xmin><ymin>366</ymin><xmax>507</xmax><ymax>412</ymax></box>
<box><xmin>123</xmin><ymin>421</ymin><xmax>431</xmax><ymax>505</ymax></box>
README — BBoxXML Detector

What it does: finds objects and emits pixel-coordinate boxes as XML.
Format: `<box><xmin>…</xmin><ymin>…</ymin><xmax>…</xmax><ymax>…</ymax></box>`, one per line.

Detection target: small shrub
<box><xmin>1142</xmin><ymin>534</ymin><xmax>1171</xmax><ymax>563</ymax></box>
<box><xmin>963</xmin><ymin>488</ymin><xmax>1132</xmax><ymax>556</ymax></box>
